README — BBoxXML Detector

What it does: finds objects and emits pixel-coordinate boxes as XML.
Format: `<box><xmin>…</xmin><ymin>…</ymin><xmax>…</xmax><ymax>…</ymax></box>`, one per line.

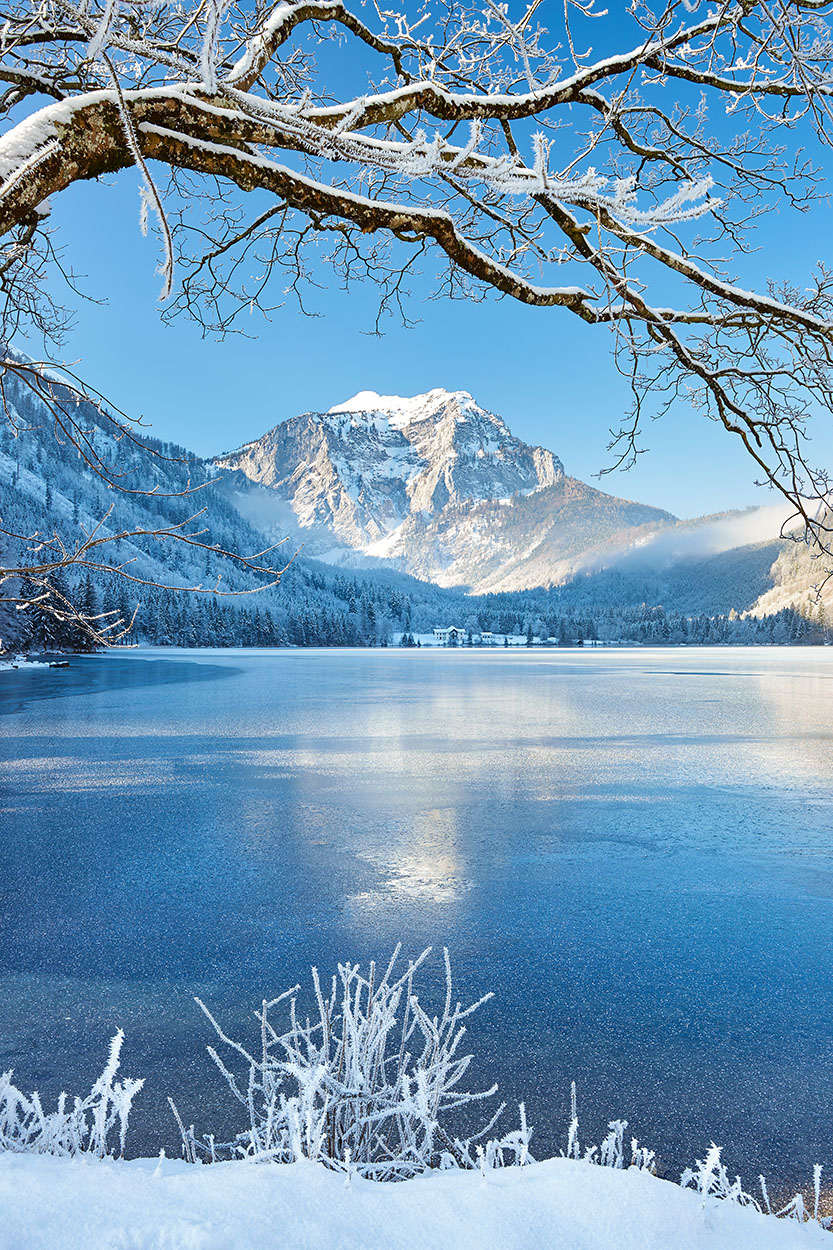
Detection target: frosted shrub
<box><xmin>564</xmin><ymin>1082</ymin><xmax>655</xmax><ymax>1174</ymax></box>
<box><xmin>0</xmin><ymin>1030</ymin><xmax>143</xmax><ymax>1158</ymax></box>
<box><xmin>777</xmin><ymin>1192</ymin><xmax>808</xmax><ymax>1223</ymax></box>
<box><xmin>773</xmin><ymin>1173</ymin><xmax>832</xmax><ymax>1229</ymax></box>
<box><xmin>450</xmin><ymin>1103</ymin><xmax>532</xmax><ymax>1172</ymax></box>
<box><xmin>681</xmin><ymin>1143</ymin><xmax>759</xmax><ymax>1208</ymax></box>
<box><xmin>679</xmin><ymin>1147</ymin><xmax>833</xmax><ymax>1229</ymax></box>
<box><xmin>631</xmin><ymin>1140</ymin><xmax>657</xmax><ymax>1174</ymax></box>
<box><xmin>565</xmin><ymin>1086</ymin><xmax>832</xmax><ymax>1227</ymax></box>
<box><xmin>184</xmin><ymin>946</ymin><xmax>531</xmax><ymax>1180</ymax></box>
<box><xmin>598</xmin><ymin>1119</ymin><xmax>628</xmax><ymax>1169</ymax></box>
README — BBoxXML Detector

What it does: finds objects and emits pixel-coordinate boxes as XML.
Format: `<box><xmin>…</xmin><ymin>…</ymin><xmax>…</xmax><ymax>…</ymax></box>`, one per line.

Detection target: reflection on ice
<box><xmin>350</xmin><ymin>808</ymin><xmax>473</xmax><ymax>907</ymax></box>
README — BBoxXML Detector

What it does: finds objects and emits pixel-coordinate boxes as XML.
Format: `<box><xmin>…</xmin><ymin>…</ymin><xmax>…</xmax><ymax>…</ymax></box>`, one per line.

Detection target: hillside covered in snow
<box><xmin>216</xmin><ymin>387</ymin><xmax>677</xmax><ymax>592</ymax></box>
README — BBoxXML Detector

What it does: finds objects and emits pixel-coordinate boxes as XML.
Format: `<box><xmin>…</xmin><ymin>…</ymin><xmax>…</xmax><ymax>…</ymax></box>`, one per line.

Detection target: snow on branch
<box><xmin>0</xmin><ymin>0</ymin><xmax>832</xmax><ymax>562</ymax></box>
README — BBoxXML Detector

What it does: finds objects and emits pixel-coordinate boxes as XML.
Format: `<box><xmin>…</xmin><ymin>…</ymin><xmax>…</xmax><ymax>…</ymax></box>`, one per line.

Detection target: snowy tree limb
<box><xmin>0</xmin><ymin>0</ymin><xmax>831</xmax><ymax>580</ymax></box>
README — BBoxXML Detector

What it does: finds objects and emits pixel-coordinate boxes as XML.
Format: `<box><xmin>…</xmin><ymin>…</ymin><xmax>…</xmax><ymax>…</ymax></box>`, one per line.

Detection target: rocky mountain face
<box><xmin>216</xmin><ymin>388</ymin><xmax>677</xmax><ymax>592</ymax></box>
<box><xmin>217</xmin><ymin>389</ymin><xmax>561</xmax><ymax>543</ymax></box>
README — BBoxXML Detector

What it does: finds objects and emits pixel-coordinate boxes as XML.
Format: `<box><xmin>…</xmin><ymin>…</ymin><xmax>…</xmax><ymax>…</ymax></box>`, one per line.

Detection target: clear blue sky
<box><xmin>32</xmin><ymin>158</ymin><xmax>833</xmax><ymax>522</ymax></box>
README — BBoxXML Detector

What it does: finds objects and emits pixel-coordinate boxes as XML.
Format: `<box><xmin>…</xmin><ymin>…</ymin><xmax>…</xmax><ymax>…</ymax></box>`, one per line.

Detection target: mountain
<box><xmin>218</xmin><ymin>389</ymin><xmax>563</xmax><ymax>543</ymax></box>
<box><xmin>216</xmin><ymin>389</ymin><xmax>677</xmax><ymax>592</ymax></box>
<box><xmin>1</xmin><ymin>361</ymin><xmax>829</xmax><ymax>653</ymax></box>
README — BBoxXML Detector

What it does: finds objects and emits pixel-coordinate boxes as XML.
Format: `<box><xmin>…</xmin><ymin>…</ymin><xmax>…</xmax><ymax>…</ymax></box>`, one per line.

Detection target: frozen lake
<box><xmin>1</xmin><ymin>646</ymin><xmax>833</xmax><ymax>1186</ymax></box>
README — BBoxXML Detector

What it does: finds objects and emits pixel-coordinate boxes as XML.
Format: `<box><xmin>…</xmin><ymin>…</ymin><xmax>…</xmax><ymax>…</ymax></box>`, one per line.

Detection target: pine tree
<box><xmin>71</xmin><ymin>574</ymin><xmax>100</xmax><ymax>651</ymax></box>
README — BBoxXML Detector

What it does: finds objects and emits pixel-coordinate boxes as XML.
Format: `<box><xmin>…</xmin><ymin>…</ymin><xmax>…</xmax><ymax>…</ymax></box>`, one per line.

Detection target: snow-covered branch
<box><xmin>0</xmin><ymin>0</ymin><xmax>831</xmax><ymax>553</ymax></box>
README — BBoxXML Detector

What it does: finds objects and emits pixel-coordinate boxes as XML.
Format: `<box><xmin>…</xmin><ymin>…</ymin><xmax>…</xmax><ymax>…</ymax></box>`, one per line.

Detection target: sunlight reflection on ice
<box><xmin>349</xmin><ymin>808</ymin><xmax>473</xmax><ymax>907</ymax></box>
<box><xmin>2</xmin><ymin>754</ymin><xmax>182</xmax><ymax>792</ymax></box>
<box><xmin>5</xmin><ymin>647</ymin><xmax>833</xmax><ymax>1184</ymax></box>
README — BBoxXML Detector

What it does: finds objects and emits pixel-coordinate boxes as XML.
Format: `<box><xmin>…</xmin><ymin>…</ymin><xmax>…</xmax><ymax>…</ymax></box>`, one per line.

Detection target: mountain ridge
<box><xmin>215</xmin><ymin>387</ymin><xmax>681</xmax><ymax>592</ymax></box>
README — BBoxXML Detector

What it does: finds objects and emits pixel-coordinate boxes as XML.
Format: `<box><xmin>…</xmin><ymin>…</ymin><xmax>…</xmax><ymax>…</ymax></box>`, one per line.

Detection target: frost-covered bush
<box><xmin>1</xmin><ymin>957</ymin><xmax>830</xmax><ymax>1233</ymax></box>
<box><xmin>564</xmin><ymin>1084</ymin><xmax>832</xmax><ymax>1227</ymax></box>
<box><xmin>0</xmin><ymin>1030</ymin><xmax>143</xmax><ymax>1158</ymax></box>
<box><xmin>682</xmin><ymin>1146</ymin><xmax>833</xmax><ymax>1229</ymax></box>
<box><xmin>564</xmin><ymin>1082</ymin><xmax>656</xmax><ymax>1174</ymax></box>
<box><xmin>181</xmin><ymin>946</ymin><xmax>531</xmax><ymax>1180</ymax></box>
<box><xmin>681</xmin><ymin>1142</ymin><xmax>759</xmax><ymax>1208</ymax></box>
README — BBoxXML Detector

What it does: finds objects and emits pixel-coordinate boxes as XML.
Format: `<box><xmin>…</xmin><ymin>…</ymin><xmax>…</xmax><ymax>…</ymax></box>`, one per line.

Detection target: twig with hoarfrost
<box><xmin>0</xmin><ymin>1030</ymin><xmax>143</xmax><ymax>1158</ymax></box>
<box><xmin>185</xmin><ymin>946</ymin><xmax>530</xmax><ymax>1180</ymax></box>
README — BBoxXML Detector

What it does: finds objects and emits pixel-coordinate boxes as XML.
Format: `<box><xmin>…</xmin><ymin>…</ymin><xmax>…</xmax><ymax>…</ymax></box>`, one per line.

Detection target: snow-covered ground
<box><xmin>0</xmin><ymin>1154</ymin><xmax>827</xmax><ymax>1250</ymax></box>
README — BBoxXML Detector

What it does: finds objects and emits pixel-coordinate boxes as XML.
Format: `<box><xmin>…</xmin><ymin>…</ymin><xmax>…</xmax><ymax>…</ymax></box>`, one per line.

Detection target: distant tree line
<box><xmin>12</xmin><ymin>574</ymin><xmax>829</xmax><ymax>653</ymax></box>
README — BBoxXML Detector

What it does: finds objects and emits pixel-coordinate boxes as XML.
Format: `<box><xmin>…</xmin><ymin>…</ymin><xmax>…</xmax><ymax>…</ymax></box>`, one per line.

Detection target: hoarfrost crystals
<box><xmin>184</xmin><ymin>947</ymin><xmax>532</xmax><ymax>1180</ymax></box>
<box><xmin>0</xmin><ymin>1030</ymin><xmax>143</xmax><ymax>1158</ymax></box>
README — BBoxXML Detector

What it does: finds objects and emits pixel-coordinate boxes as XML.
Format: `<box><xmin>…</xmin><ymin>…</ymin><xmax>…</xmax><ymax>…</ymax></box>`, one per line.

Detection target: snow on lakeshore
<box><xmin>0</xmin><ymin>657</ymin><xmax>50</xmax><ymax>671</ymax></box>
<box><xmin>0</xmin><ymin>1154</ymin><xmax>827</xmax><ymax>1250</ymax></box>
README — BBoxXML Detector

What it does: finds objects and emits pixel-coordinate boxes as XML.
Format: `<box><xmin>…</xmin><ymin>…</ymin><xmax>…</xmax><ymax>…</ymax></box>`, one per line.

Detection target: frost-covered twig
<box><xmin>186</xmin><ymin>947</ymin><xmax>530</xmax><ymax>1180</ymax></box>
<box><xmin>0</xmin><ymin>1030</ymin><xmax>143</xmax><ymax>1158</ymax></box>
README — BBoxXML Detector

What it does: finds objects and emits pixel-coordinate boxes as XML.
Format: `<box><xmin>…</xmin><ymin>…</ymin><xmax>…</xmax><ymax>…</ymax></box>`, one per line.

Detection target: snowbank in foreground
<box><xmin>0</xmin><ymin>1153</ymin><xmax>827</xmax><ymax>1250</ymax></box>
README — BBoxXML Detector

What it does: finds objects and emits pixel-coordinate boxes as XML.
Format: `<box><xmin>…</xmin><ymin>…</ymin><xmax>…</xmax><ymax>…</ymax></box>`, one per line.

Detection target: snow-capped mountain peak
<box><xmin>215</xmin><ymin>389</ymin><xmax>694</xmax><ymax>592</ymax></box>
<box><xmin>326</xmin><ymin>388</ymin><xmax>481</xmax><ymax>429</ymax></box>
<box><xmin>216</xmin><ymin>389</ymin><xmax>565</xmax><ymax>557</ymax></box>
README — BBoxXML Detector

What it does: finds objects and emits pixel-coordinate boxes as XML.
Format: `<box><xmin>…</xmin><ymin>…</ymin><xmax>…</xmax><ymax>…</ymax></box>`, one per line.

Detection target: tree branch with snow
<box><xmin>0</xmin><ymin>0</ymin><xmax>832</xmax><ymax>568</ymax></box>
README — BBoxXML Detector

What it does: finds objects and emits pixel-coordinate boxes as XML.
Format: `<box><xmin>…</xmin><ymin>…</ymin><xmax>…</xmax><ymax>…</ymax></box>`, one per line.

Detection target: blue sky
<box><xmin>33</xmin><ymin>153</ymin><xmax>833</xmax><ymax>522</ymax></box>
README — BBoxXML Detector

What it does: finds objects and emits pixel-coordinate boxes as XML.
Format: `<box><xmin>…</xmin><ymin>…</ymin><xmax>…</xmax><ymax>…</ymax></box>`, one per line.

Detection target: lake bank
<box><xmin>1</xmin><ymin>1152</ymin><xmax>828</xmax><ymax>1250</ymax></box>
